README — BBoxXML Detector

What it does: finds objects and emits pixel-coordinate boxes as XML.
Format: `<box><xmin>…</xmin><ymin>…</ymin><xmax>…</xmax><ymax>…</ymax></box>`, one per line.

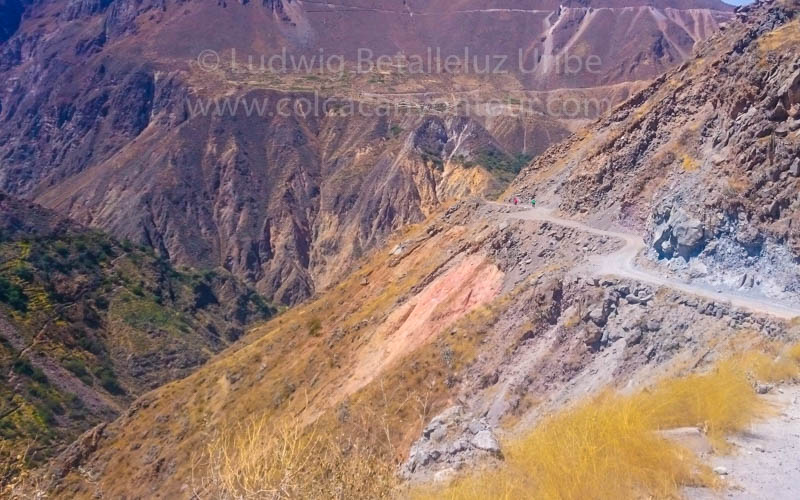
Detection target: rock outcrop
<box><xmin>513</xmin><ymin>0</ymin><xmax>800</xmax><ymax>306</ymax></box>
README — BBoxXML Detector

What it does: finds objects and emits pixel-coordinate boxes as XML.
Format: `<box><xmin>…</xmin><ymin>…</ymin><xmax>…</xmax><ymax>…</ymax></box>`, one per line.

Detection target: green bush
<box><xmin>54</xmin><ymin>242</ymin><xmax>70</xmax><ymax>258</ymax></box>
<box><xmin>12</xmin><ymin>265</ymin><xmax>34</xmax><ymax>283</ymax></box>
<box><xmin>0</xmin><ymin>277</ymin><xmax>28</xmax><ymax>312</ymax></box>
<box><xmin>63</xmin><ymin>358</ymin><xmax>93</xmax><ymax>385</ymax></box>
<box><xmin>476</xmin><ymin>149</ymin><xmax>533</xmax><ymax>174</ymax></box>
<box><xmin>94</xmin><ymin>366</ymin><xmax>125</xmax><ymax>395</ymax></box>
<box><xmin>12</xmin><ymin>358</ymin><xmax>47</xmax><ymax>383</ymax></box>
<box><xmin>77</xmin><ymin>334</ymin><xmax>104</xmax><ymax>355</ymax></box>
<box><xmin>94</xmin><ymin>295</ymin><xmax>109</xmax><ymax>310</ymax></box>
<box><xmin>29</xmin><ymin>384</ymin><xmax>64</xmax><ymax>417</ymax></box>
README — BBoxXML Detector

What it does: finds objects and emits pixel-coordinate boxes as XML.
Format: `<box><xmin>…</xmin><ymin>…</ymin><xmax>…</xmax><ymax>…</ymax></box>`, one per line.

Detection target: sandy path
<box><xmin>495</xmin><ymin>204</ymin><xmax>800</xmax><ymax>320</ymax></box>
<box><xmin>687</xmin><ymin>386</ymin><xmax>800</xmax><ymax>500</ymax></box>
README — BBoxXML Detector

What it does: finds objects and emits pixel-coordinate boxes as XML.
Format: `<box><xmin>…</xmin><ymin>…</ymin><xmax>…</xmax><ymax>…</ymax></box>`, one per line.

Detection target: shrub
<box><xmin>94</xmin><ymin>366</ymin><xmax>124</xmax><ymax>395</ymax></box>
<box><xmin>77</xmin><ymin>335</ymin><xmax>104</xmax><ymax>355</ymax></box>
<box><xmin>786</xmin><ymin>343</ymin><xmax>800</xmax><ymax>364</ymax></box>
<box><xmin>62</xmin><ymin>358</ymin><xmax>93</xmax><ymax>386</ymax></box>
<box><xmin>54</xmin><ymin>242</ymin><xmax>69</xmax><ymax>258</ymax></box>
<box><xmin>737</xmin><ymin>350</ymin><xmax>799</xmax><ymax>384</ymax></box>
<box><xmin>12</xmin><ymin>359</ymin><xmax>47</xmax><ymax>384</ymax></box>
<box><xmin>307</xmin><ymin>318</ymin><xmax>323</xmax><ymax>337</ymax></box>
<box><xmin>0</xmin><ymin>278</ymin><xmax>28</xmax><ymax>312</ymax></box>
<box><xmin>28</xmin><ymin>384</ymin><xmax>64</xmax><ymax>417</ymax></box>
<box><xmin>642</xmin><ymin>360</ymin><xmax>764</xmax><ymax>445</ymax></box>
<box><xmin>475</xmin><ymin>149</ymin><xmax>533</xmax><ymax>175</ymax></box>
<box><xmin>12</xmin><ymin>266</ymin><xmax>34</xmax><ymax>283</ymax></box>
<box><xmin>93</xmin><ymin>295</ymin><xmax>109</xmax><ymax>310</ymax></box>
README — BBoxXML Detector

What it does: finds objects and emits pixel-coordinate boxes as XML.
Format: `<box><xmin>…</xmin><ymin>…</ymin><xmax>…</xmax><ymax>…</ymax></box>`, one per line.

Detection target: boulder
<box><xmin>672</xmin><ymin>216</ymin><xmax>705</xmax><ymax>259</ymax></box>
<box><xmin>433</xmin><ymin>468</ymin><xmax>458</xmax><ymax>483</ymax></box>
<box><xmin>645</xmin><ymin>319</ymin><xmax>662</xmax><ymax>332</ymax></box>
<box><xmin>467</xmin><ymin>420</ymin><xmax>484</xmax><ymax>435</ymax></box>
<box><xmin>626</xmin><ymin>293</ymin><xmax>653</xmax><ymax>305</ymax></box>
<box><xmin>689</xmin><ymin>261</ymin><xmax>708</xmax><ymax>278</ymax></box>
<box><xmin>470</xmin><ymin>430</ymin><xmax>502</xmax><ymax>455</ymax></box>
<box><xmin>769</xmin><ymin>102</ymin><xmax>789</xmax><ymax>121</ymax></box>
<box><xmin>448</xmin><ymin>439</ymin><xmax>469</xmax><ymax>455</ymax></box>
<box><xmin>790</xmin><ymin>158</ymin><xmax>800</xmax><ymax>177</ymax></box>
<box><xmin>652</xmin><ymin>209</ymin><xmax>707</xmax><ymax>260</ymax></box>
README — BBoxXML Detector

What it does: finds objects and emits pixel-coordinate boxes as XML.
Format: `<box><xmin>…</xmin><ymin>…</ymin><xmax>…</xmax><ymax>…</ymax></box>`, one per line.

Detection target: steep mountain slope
<box><xmin>0</xmin><ymin>194</ymin><xmax>275</xmax><ymax>475</ymax></box>
<box><xmin>24</xmin><ymin>4</ymin><xmax>800</xmax><ymax>497</ymax></box>
<box><xmin>0</xmin><ymin>0</ymin><xmax>27</xmax><ymax>44</ymax></box>
<box><xmin>512</xmin><ymin>0</ymin><xmax>800</xmax><ymax>308</ymax></box>
<box><xmin>0</xmin><ymin>0</ymin><xmax>732</xmax><ymax>304</ymax></box>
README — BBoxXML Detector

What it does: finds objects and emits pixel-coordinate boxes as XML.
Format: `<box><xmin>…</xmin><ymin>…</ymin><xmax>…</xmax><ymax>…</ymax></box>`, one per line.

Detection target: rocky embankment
<box><xmin>513</xmin><ymin>0</ymin><xmax>800</xmax><ymax>308</ymax></box>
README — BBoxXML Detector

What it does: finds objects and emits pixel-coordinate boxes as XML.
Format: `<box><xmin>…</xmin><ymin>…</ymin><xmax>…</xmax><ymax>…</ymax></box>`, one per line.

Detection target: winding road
<box><xmin>499</xmin><ymin>204</ymin><xmax>800</xmax><ymax>321</ymax></box>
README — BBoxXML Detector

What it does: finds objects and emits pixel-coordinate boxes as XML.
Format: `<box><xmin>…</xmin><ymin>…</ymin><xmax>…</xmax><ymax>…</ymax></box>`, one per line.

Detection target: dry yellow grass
<box><xmin>198</xmin><ymin>416</ymin><xmax>395</xmax><ymax>499</ymax></box>
<box><xmin>681</xmin><ymin>154</ymin><xmax>699</xmax><ymax>172</ymax></box>
<box><xmin>739</xmin><ymin>350</ymin><xmax>800</xmax><ymax>384</ymax></box>
<box><xmin>642</xmin><ymin>360</ymin><xmax>764</xmax><ymax>447</ymax></box>
<box><xmin>415</xmin><ymin>356</ymin><xmax>777</xmax><ymax>500</ymax></box>
<box><xmin>413</xmin><ymin>392</ymin><xmax>712</xmax><ymax>500</ymax></box>
<box><xmin>758</xmin><ymin>19</ymin><xmax>800</xmax><ymax>53</ymax></box>
<box><xmin>788</xmin><ymin>343</ymin><xmax>800</xmax><ymax>363</ymax></box>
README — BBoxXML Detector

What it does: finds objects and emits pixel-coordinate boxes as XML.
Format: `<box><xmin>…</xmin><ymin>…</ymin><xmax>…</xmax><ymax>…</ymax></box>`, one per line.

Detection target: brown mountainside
<box><xmin>31</xmin><ymin>2</ymin><xmax>800</xmax><ymax>498</ymax></box>
<box><xmin>0</xmin><ymin>0</ymin><xmax>732</xmax><ymax>304</ymax></box>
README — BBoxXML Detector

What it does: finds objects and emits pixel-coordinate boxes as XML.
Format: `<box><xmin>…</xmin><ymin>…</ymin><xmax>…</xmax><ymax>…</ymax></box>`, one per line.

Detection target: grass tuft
<box><xmin>738</xmin><ymin>350</ymin><xmax>799</xmax><ymax>384</ymax></box>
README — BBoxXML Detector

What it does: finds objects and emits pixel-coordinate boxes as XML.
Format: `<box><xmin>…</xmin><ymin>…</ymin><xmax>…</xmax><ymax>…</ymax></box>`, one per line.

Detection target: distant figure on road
<box><xmin>531</xmin><ymin>198</ymin><xmax>536</xmax><ymax>207</ymax></box>
<box><xmin>513</xmin><ymin>197</ymin><xmax>518</xmax><ymax>205</ymax></box>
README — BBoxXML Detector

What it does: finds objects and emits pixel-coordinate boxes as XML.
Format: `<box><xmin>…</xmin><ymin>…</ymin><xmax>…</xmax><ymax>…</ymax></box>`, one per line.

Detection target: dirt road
<box><xmin>500</xmin><ymin>204</ymin><xmax>800</xmax><ymax>321</ymax></box>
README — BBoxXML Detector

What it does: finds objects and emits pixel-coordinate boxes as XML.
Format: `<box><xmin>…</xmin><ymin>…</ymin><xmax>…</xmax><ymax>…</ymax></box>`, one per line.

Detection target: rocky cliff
<box><xmin>512</xmin><ymin>0</ymin><xmax>800</xmax><ymax>308</ymax></box>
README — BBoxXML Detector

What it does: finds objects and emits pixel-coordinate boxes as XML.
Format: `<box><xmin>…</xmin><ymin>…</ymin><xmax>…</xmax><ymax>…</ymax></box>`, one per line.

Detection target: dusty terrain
<box><xmin>31</xmin><ymin>197</ymin><xmax>796</xmax><ymax>498</ymax></box>
<box><xmin>687</xmin><ymin>385</ymin><xmax>800</xmax><ymax>500</ymax></box>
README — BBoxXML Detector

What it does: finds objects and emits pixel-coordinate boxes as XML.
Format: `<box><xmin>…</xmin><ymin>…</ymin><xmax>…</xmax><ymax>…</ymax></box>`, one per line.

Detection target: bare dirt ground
<box><xmin>686</xmin><ymin>385</ymin><xmax>800</xmax><ymax>500</ymax></box>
